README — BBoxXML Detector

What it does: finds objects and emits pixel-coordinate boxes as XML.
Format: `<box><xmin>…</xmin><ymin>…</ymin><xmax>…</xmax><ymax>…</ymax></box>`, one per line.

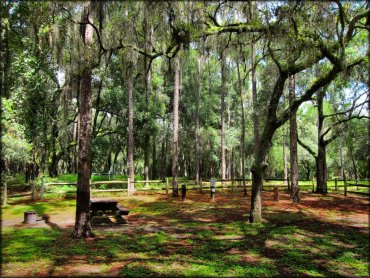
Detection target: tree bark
<box><xmin>172</xmin><ymin>56</ymin><xmax>180</xmax><ymax>197</ymax></box>
<box><xmin>143</xmin><ymin>4</ymin><xmax>152</xmax><ymax>182</ymax></box>
<box><xmin>340</xmin><ymin>138</ymin><xmax>344</xmax><ymax>179</ymax></box>
<box><xmin>1</xmin><ymin>2</ymin><xmax>11</xmax><ymax>99</ymax></box>
<box><xmin>151</xmin><ymin>134</ymin><xmax>157</xmax><ymax>179</ymax></box>
<box><xmin>127</xmin><ymin>62</ymin><xmax>135</xmax><ymax>193</ymax></box>
<box><xmin>289</xmin><ymin>75</ymin><xmax>300</xmax><ymax>202</ymax></box>
<box><xmin>283</xmin><ymin>128</ymin><xmax>288</xmax><ymax>184</ymax></box>
<box><xmin>316</xmin><ymin>90</ymin><xmax>328</xmax><ymax>193</ymax></box>
<box><xmin>220</xmin><ymin>51</ymin><xmax>226</xmax><ymax>184</ymax></box>
<box><xmin>249</xmin><ymin>164</ymin><xmax>264</xmax><ymax>223</ymax></box>
<box><xmin>236</xmin><ymin>58</ymin><xmax>247</xmax><ymax>196</ymax></box>
<box><xmin>367</xmin><ymin>2</ymin><xmax>370</xmax><ymax>179</ymax></box>
<box><xmin>144</xmin><ymin>137</ymin><xmax>150</xmax><ymax>182</ymax></box>
<box><xmin>251</xmin><ymin>42</ymin><xmax>260</xmax><ymax>156</ymax></box>
<box><xmin>72</xmin><ymin>2</ymin><xmax>95</xmax><ymax>239</ymax></box>
<box><xmin>195</xmin><ymin>54</ymin><xmax>201</xmax><ymax>184</ymax></box>
<box><xmin>160</xmin><ymin>133</ymin><xmax>166</xmax><ymax>180</ymax></box>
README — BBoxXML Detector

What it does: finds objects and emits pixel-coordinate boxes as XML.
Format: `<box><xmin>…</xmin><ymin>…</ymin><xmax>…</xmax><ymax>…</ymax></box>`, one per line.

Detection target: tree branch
<box><xmin>323</xmin><ymin>92</ymin><xmax>369</xmax><ymax>118</ymax></box>
<box><xmin>345</xmin><ymin>9</ymin><xmax>370</xmax><ymax>43</ymax></box>
<box><xmin>297</xmin><ymin>137</ymin><xmax>317</xmax><ymax>158</ymax></box>
<box><xmin>323</xmin><ymin>114</ymin><xmax>370</xmax><ymax>138</ymax></box>
<box><xmin>276</xmin><ymin>57</ymin><xmax>364</xmax><ymax>128</ymax></box>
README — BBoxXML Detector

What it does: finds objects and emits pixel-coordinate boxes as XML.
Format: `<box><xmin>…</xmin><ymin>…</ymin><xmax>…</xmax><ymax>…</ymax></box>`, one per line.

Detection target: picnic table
<box><xmin>90</xmin><ymin>199</ymin><xmax>129</xmax><ymax>224</ymax></box>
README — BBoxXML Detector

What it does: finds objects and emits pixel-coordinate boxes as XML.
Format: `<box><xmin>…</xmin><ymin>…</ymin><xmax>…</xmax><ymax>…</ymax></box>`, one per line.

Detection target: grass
<box><xmin>2</xmin><ymin>191</ymin><xmax>369</xmax><ymax>277</ymax></box>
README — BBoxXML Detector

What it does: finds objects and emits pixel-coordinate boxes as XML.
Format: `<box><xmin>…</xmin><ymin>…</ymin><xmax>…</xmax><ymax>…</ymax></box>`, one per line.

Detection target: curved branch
<box><xmin>297</xmin><ymin>137</ymin><xmax>317</xmax><ymax>159</ymax></box>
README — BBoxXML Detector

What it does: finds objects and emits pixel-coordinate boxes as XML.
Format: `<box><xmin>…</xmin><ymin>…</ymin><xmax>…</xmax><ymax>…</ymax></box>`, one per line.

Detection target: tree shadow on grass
<box><xmin>237</xmin><ymin>210</ymin><xmax>369</xmax><ymax>277</ymax></box>
<box><xmin>2</xmin><ymin>192</ymin><xmax>369</xmax><ymax>277</ymax></box>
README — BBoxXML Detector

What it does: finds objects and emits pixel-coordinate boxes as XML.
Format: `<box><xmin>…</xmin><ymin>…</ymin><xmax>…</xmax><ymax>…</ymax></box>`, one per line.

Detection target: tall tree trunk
<box><xmin>316</xmin><ymin>90</ymin><xmax>327</xmax><ymax>193</ymax></box>
<box><xmin>289</xmin><ymin>75</ymin><xmax>300</xmax><ymax>202</ymax></box>
<box><xmin>220</xmin><ymin>51</ymin><xmax>226</xmax><ymax>183</ymax></box>
<box><xmin>1</xmin><ymin>2</ymin><xmax>10</xmax><ymax>99</ymax></box>
<box><xmin>72</xmin><ymin>3</ymin><xmax>95</xmax><ymax>238</ymax></box>
<box><xmin>172</xmin><ymin>56</ymin><xmax>180</xmax><ymax>197</ymax></box>
<box><xmin>103</xmin><ymin>147</ymin><xmax>112</xmax><ymax>173</ymax></box>
<box><xmin>113</xmin><ymin>146</ymin><xmax>121</xmax><ymax>173</ymax></box>
<box><xmin>195</xmin><ymin>55</ymin><xmax>201</xmax><ymax>184</ymax></box>
<box><xmin>340</xmin><ymin>138</ymin><xmax>344</xmax><ymax>179</ymax></box>
<box><xmin>249</xmin><ymin>162</ymin><xmax>265</xmax><ymax>223</ymax></box>
<box><xmin>283</xmin><ymin>128</ymin><xmax>288</xmax><ymax>184</ymax></box>
<box><xmin>151</xmin><ymin>134</ymin><xmax>157</xmax><ymax>179</ymax></box>
<box><xmin>367</xmin><ymin>3</ymin><xmax>370</xmax><ymax>180</ymax></box>
<box><xmin>92</xmin><ymin>80</ymin><xmax>103</xmax><ymax>138</ymax></box>
<box><xmin>236</xmin><ymin>58</ymin><xmax>246</xmax><ymax>195</ymax></box>
<box><xmin>72</xmin><ymin>77</ymin><xmax>80</xmax><ymax>174</ymax></box>
<box><xmin>249</xmin><ymin>134</ymin><xmax>272</xmax><ymax>223</ymax></box>
<box><xmin>348</xmin><ymin>143</ymin><xmax>358</xmax><ymax>182</ymax></box>
<box><xmin>160</xmin><ymin>133</ymin><xmax>166</xmax><ymax>180</ymax></box>
<box><xmin>251</xmin><ymin>43</ymin><xmax>260</xmax><ymax>156</ymax></box>
<box><xmin>144</xmin><ymin>139</ymin><xmax>150</xmax><ymax>181</ymax></box>
<box><xmin>127</xmin><ymin>62</ymin><xmax>135</xmax><ymax>193</ymax></box>
<box><xmin>0</xmin><ymin>4</ymin><xmax>4</xmax><ymax>180</ymax></box>
<box><xmin>143</xmin><ymin>3</ymin><xmax>152</xmax><ymax>182</ymax></box>
<box><xmin>249</xmin><ymin>36</ymin><xmax>265</xmax><ymax>223</ymax></box>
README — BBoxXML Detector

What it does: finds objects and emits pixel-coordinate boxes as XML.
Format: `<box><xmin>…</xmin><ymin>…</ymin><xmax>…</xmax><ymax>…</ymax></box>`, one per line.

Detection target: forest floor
<box><xmin>2</xmin><ymin>190</ymin><xmax>369</xmax><ymax>277</ymax></box>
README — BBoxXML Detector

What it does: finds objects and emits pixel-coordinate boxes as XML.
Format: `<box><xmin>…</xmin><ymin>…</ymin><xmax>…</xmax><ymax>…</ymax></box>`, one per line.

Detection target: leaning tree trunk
<box><xmin>127</xmin><ymin>62</ymin><xmax>135</xmax><ymax>193</ymax></box>
<box><xmin>72</xmin><ymin>3</ymin><xmax>95</xmax><ymax>238</ymax></box>
<box><xmin>172</xmin><ymin>56</ymin><xmax>180</xmax><ymax>197</ymax></box>
<box><xmin>315</xmin><ymin>90</ymin><xmax>328</xmax><ymax>193</ymax></box>
<box><xmin>220</xmin><ymin>51</ymin><xmax>226</xmax><ymax>184</ymax></box>
<box><xmin>289</xmin><ymin>75</ymin><xmax>300</xmax><ymax>202</ymax></box>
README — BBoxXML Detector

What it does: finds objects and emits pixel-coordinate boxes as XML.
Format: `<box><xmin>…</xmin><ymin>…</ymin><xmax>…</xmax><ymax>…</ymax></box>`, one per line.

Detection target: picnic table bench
<box><xmin>90</xmin><ymin>199</ymin><xmax>129</xmax><ymax>223</ymax></box>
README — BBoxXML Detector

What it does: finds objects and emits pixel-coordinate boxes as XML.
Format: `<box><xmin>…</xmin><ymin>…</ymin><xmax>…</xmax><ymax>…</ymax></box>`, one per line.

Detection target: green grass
<box><xmin>2</xmin><ymin>191</ymin><xmax>369</xmax><ymax>277</ymax></box>
<box><xmin>2</xmin><ymin>199</ymin><xmax>76</xmax><ymax>220</ymax></box>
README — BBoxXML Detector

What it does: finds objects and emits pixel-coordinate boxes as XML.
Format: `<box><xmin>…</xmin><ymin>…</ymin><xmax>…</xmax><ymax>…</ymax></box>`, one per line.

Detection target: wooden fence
<box><xmin>2</xmin><ymin>177</ymin><xmax>369</xmax><ymax>205</ymax></box>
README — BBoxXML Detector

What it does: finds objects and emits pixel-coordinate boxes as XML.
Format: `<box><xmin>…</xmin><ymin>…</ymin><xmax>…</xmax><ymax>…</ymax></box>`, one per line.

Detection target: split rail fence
<box><xmin>2</xmin><ymin>177</ymin><xmax>369</xmax><ymax>205</ymax></box>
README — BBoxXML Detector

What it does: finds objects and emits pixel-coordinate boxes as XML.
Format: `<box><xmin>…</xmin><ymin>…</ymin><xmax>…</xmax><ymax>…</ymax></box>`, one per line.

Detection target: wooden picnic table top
<box><xmin>90</xmin><ymin>199</ymin><xmax>118</xmax><ymax>206</ymax></box>
<box><xmin>90</xmin><ymin>199</ymin><xmax>118</xmax><ymax>204</ymax></box>
<box><xmin>90</xmin><ymin>199</ymin><xmax>118</xmax><ymax>213</ymax></box>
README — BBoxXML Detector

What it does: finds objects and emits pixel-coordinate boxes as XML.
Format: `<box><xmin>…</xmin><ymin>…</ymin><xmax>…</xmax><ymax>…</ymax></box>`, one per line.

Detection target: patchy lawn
<box><xmin>1</xmin><ymin>190</ymin><xmax>369</xmax><ymax>277</ymax></box>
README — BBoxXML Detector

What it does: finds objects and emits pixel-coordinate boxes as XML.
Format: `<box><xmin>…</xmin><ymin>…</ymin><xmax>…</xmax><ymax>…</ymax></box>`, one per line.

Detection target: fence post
<box><xmin>274</xmin><ymin>186</ymin><xmax>279</xmax><ymax>201</ymax></box>
<box><xmin>127</xmin><ymin>177</ymin><xmax>131</xmax><ymax>196</ymax></box>
<box><xmin>2</xmin><ymin>181</ymin><xmax>7</xmax><ymax>207</ymax></box>
<box><xmin>356</xmin><ymin>179</ymin><xmax>358</xmax><ymax>191</ymax></box>
<box><xmin>334</xmin><ymin>178</ymin><xmax>338</xmax><ymax>192</ymax></box>
<box><xmin>210</xmin><ymin>177</ymin><xmax>216</xmax><ymax>200</ymax></box>
<box><xmin>40</xmin><ymin>177</ymin><xmax>45</xmax><ymax>200</ymax></box>
<box><xmin>344</xmin><ymin>174</ymin><xmax>347</xmax><ymax>197</ymax></box>
<box><xmin>199</xmin><ymin>178</ymin><xmax>203</xmax><ymax>194</ymax></box>
<box><xmin>231</xmin><ymin>179</ymin><xmax>234</xmax><ymax>192</ymax></box>
<box><xmin>166</xmin><ymin>178</ymin><xmax>169</xmax><ymax>196</ymax></box>
<box><xmin>181</xmin><ymin>184</ymin><xmax>186</xmax><ymax>201</ymax></box>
